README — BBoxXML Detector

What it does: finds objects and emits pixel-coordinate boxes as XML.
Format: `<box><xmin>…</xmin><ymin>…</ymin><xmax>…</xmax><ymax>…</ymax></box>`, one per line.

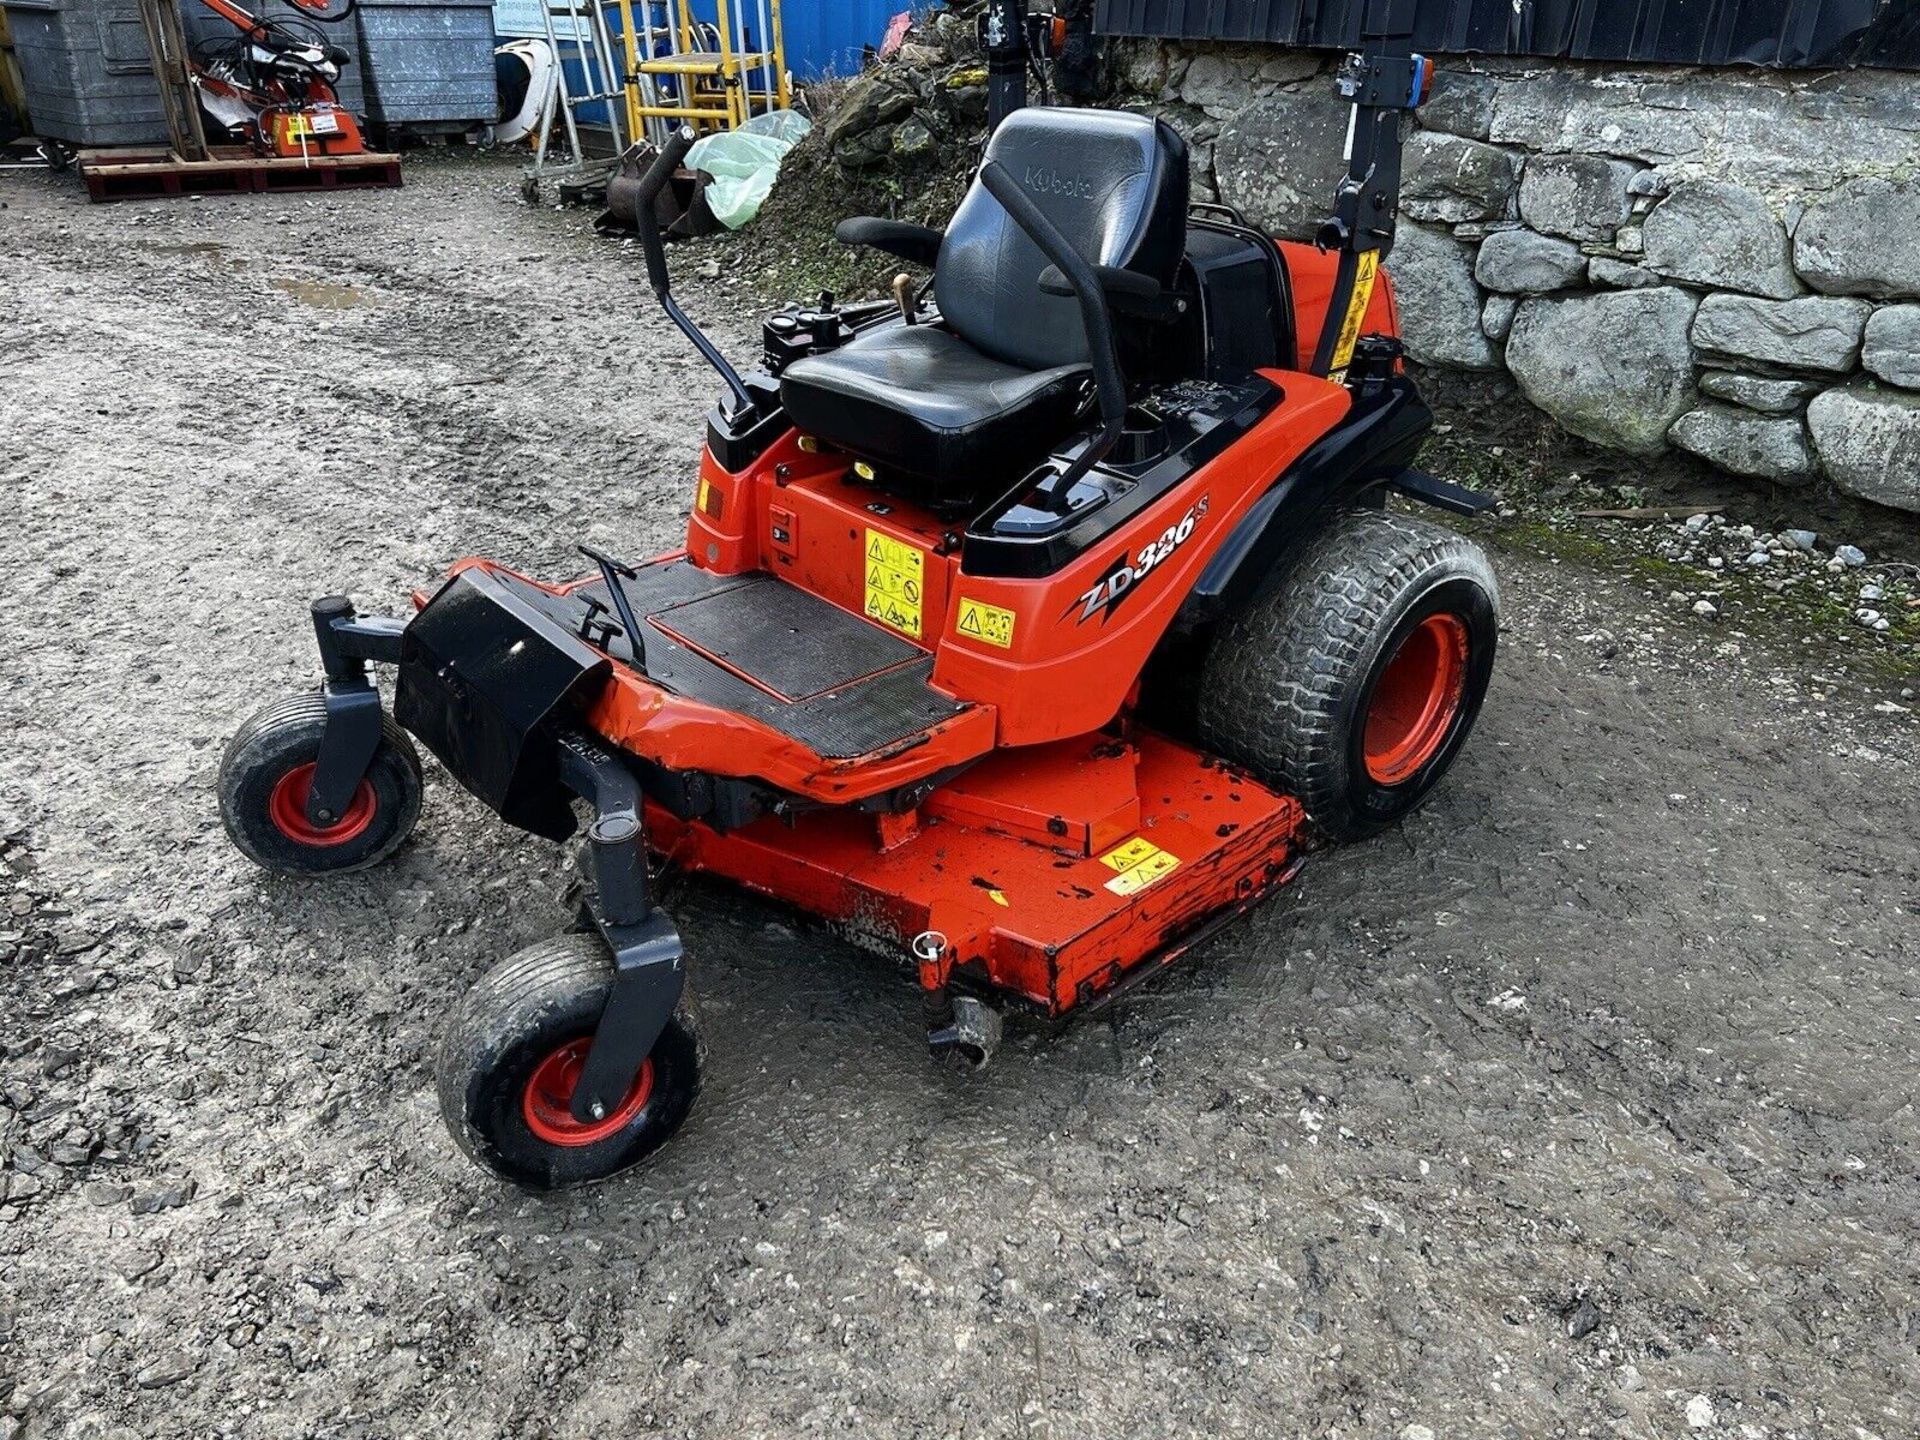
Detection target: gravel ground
<box><xmin>2</xmin><ymin>153</ymin><xmax>1917</xmax><ymax>1440</ymax></box>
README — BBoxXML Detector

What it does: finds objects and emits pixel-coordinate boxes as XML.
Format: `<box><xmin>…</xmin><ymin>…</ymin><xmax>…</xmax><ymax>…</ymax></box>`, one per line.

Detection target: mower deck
<box><xmin>650</xmin><ymin>730</ymin><xmax>1307</xmax><ymax>1015</ymax></box>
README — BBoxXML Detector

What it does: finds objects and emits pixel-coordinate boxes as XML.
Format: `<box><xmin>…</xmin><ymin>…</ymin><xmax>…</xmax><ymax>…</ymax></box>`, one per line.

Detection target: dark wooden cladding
<box><xmin>1093</xmin><ymin>0</ymin><xmax>1920</xmax><ymax>71</ymax></box>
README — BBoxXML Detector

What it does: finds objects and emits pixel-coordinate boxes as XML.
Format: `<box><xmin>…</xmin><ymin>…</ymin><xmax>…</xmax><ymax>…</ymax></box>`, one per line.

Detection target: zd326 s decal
<box><xmin>1073</xmin><ymin>497</ymin><xmax>1209</xmax><ymax>624</ymax></box>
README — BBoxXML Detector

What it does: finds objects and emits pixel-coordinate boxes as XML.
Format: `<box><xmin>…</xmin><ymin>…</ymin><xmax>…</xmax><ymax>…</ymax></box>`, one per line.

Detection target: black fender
<box><xmin>1174</xmin><ymin>375</ymin><xmax>1475</xmax><ymax>631</ymax></box>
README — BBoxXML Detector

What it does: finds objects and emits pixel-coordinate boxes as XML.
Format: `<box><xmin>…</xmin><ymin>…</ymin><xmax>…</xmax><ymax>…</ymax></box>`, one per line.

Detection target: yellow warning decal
<box><xmin>863</xmin><ymin>528</ymin><xmax>924</xmax><ymax>639</ymax></box>
<box><xmin>1328</xmin><ymin>249</ymin><xmax>1380</xmax><ymax>380</ymax></box>
<box><xmin>956</xmin><ymin>597</ymin><xmax>1016</xmax><ymax>649</ymax></box>
<box><xmin>1100</xmin><ymin>836</ymin><xmax>1182</xmax><ymax>896</ymax></box>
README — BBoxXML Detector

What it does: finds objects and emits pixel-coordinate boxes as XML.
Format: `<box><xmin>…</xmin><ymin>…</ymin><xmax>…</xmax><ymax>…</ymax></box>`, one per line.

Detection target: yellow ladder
<box><xmin>617</xmin><ymin>0</ymin><xmax>789</xmax><ymax>138</ymax></box>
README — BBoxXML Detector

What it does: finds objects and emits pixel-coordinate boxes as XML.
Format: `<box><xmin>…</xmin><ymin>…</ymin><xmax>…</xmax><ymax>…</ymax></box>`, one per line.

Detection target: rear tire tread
<box><xmin>1198</xmin><ymin>508</ymin><xmax>1498</xmax><ymax>841</ymax></box>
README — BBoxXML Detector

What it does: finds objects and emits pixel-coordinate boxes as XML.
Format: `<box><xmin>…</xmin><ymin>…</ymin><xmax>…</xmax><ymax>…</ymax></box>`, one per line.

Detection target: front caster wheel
<box><xmin>437</xmin><ymin>933</ymin><xmax>702</xmax><ymax>1190</ymax></box>
<box><xmin>218</xmin><ymin>692</ymin><xmax>423</xmax><ymax>875</ymax></box>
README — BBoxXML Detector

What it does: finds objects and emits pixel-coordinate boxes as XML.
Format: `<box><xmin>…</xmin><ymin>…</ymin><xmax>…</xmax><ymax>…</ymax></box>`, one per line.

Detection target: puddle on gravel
<box><xmin>145</xmin><ymin>240</ymin><xmax>248</xmax><ymax>270</ymax></box>
<box><xmin>271</xmin><ymin>277</ymin><xmax>374</xmax><ymax>309</ymax></box>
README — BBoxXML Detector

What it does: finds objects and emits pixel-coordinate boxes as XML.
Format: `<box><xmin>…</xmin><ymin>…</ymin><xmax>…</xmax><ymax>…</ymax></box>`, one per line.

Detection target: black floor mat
<box><xmin>498</xmin><ymin>562</ymin><xmax>973</xmax><ymax>760</ymax></box>
<box><xmin>651</xmin><ymin>576</ymin><xmax>922</xmax><ymax>701</ymax></box>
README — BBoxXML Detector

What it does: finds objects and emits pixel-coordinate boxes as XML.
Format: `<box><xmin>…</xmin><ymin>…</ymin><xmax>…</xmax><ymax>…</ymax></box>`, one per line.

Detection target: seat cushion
<box><xmin>780</xmin><ymin>323</ymin><xmax>1088</xmax><ymax>495</ymax></box>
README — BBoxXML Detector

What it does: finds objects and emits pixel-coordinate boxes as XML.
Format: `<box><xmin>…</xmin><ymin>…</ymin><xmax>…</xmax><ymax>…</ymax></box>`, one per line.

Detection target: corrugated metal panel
<box><xmin>771</xmin><ymin>0</ymin><xmax>902</xmax><ymax>80</ymax></box>
<box><xmin>1093</xmin><ymin>0</ymin><xmax>1920</xmax><ymax>70</ymax></box>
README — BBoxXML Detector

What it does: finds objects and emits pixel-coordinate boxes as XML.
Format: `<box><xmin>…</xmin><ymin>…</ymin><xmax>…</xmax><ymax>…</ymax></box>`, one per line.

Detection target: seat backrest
<box><xmin>935</xmin><ymin>108</ymin><xmax>1189</xmax><ymax>372</ymax></box>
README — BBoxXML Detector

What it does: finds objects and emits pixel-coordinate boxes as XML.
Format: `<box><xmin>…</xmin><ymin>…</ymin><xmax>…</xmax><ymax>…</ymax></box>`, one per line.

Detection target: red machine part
<box><xmin>194</xmin><ymin>0</ymin><xmax>368</xmax><ymax>158</ymax></box>
<box><xmin>264</xmin><ymin>106</ymin><xmax>365</xmax><ymax>159</ymax></box>
<box><xmin>684</xmin><ymin>369</ymin><xmax>1354</xmax><ymax>750</ymax></box>
<box><xmin>451</xmin><ymin>348</ymin><xmax>1377</xmax><ymax>803</ymax></box>
<box><xmin>1363</xmin><ymin>612</ymin><xmax>1469</xmax><ymax>784</ymax></box>
<box><xmin>522</xmin><ymin>1043</ymin><xmax>656</xmax><ymax>1146</ymax></box>
<box><xmin>1277</xmin><ymin>240</ymin><xmax>1401</xmax><ymax>371</ymax></box>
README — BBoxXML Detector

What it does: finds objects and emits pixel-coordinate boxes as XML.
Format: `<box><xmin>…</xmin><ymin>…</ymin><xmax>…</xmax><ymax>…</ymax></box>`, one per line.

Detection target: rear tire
<box><xmin>218</xmin><ymin>692</ymin><xmax>423</xmax><ymax>875</ymax></box>
<box><xmin>1197</xmin><ymin>507</ymin><xmax>1498</xmax><ymax>842</ymax></box>
<box><xmin>437</xmin><ymin>933</ymin><xmax>703</xmax><ymax>1191</ymax></box>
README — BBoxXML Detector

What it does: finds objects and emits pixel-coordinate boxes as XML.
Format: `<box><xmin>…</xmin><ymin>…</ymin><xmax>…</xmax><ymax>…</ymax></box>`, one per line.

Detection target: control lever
<box><xmin>579</xmin><ymin>545</ymin><xmax>646</xmax><ymax>673</ymax></box>
<box><xmin>634</xmin><ymin>127</ymin><xmax>756</xmax><ymax>416</ymax></box>
<box><xmin>891</xmin><ymin>272</ymin><xmax>917</xmax><ymax>325</ymax></box>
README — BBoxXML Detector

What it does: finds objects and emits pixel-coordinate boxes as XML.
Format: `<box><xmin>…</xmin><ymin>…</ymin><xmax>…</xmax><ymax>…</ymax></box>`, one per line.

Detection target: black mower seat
<box><xmin>780</xmin><ymin>106</ymin><xmax>1188</xmax><ymax>502</ymax></box>
<box><xmin>779</xmin><ymin>324</ymin><xmax>1089</xmax><ymax>486</ymax></box>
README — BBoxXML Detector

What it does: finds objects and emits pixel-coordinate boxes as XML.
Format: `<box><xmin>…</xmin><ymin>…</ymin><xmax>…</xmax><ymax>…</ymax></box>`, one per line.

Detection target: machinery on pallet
<box><xmin>74</xmin><ymin>0</ymin><xmax>394</xmax><ymax>201</ymax></box>
<box><xmin>189</xmin><ymin>0</ymin><xmax>366</xmax><ymax>158</ymax></box>
<box><xmin>218</xmin><ymin>1</ymin><xmax>1498</xmax><ymax>1190</ymax></box>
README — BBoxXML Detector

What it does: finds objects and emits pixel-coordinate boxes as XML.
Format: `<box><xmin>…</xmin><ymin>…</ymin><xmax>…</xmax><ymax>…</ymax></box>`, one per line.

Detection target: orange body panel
<box><xmin>688</xmin><ymin>369</ymin><xmax>1353</xmax><ymax>749</ymax></box>
<box><xmin>442</xmin><ymin>365</ymin><xmax>1357</xmax><ymax>805</ymax></box>
<box><xmin>930</xmin><ymin>374</ymin><xmax>1350</xmax><ymax>744</ymax></box>
<box><xmin>437</xmin><ymin>556</ymin><xmax>997</xmax><ymax>804</ymax></box>
<box><xmin>265</xmin><ymin>105</ymin><xmax>365</xmax><ymax>158</ymax></box>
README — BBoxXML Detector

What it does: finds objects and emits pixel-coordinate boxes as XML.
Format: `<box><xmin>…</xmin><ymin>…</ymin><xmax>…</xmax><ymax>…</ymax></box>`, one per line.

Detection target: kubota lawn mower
<box><xmin>190</xmin><ymin>0</ymin><xmax>367</xmax><ymax>159</ymax></box>
<box><xmin>218</xmin><ymin>6</ymin><xmax>1499</xmax><ymax>1189</ymax></box>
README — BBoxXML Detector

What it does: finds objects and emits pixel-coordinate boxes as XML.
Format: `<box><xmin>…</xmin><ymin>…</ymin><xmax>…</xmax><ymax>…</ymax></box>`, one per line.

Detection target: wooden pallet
<box><xmin>77</xmin><ymin>145</ymin><xmax>402</xmax><ymax>203</ymax></box>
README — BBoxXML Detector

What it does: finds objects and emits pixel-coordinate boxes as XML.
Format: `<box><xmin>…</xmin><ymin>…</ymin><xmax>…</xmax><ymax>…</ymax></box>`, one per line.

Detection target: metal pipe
<box><xmin>637</xmin><ymin>0</ymin><xmax>666</xmax><ymax>146</ymax></box>
<box><xmin>770</xmin><ymin>0</ymin><xmax>788</xmax><ymax>108</ymax></box>
<box><xmin>754</xmin><ymin>0</ymin><xmax>773</xmax><ymax>113</ymax></box>
<box><xmin>537</xmin><ymin>0</ymin><xmax>585</xmax><ymax>174</ymax></box>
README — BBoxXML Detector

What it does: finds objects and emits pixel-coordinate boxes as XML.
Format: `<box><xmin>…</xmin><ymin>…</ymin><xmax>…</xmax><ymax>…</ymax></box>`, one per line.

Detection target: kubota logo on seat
<box><xmin>1022</xmin><ymin>165</ymin><xmax>1095</xmax><ymax>199</ymax></box>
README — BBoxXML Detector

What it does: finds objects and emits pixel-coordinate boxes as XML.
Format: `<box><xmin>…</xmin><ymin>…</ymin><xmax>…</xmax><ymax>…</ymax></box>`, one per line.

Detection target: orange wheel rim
<box><xmin>267</xmin><ymin>762</ymin><xmax>377</xmax><ymax>846</ymax></box>
<box><xmin>1363</xmin><ymin>613</ymin><xmax>1470</xmax><ymax>786</ymax></box>
<box><xmin>521</xmin><ymin>1039</ymin><xmax>655</xmax><ymax>1147</ymax></box>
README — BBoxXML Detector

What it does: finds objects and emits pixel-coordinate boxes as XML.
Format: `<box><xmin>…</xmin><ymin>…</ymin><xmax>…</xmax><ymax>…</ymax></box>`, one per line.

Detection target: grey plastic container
<box><xmin>3</xmin><ymin>0</ymin><xmax>166</xmax><ymax>147</ymax></box>
<box><xmin>178</xmin><ymin>0</ymin><xmax>366</xmax><ymax>117</ymax></box>
<box><xmin>351</xmin><ymin>0</ymin><xmax>496</xmax><ymax>129</ymax></box>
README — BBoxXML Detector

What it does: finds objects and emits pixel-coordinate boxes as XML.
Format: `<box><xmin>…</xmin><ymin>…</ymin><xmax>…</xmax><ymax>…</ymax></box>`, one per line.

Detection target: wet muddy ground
<box><xmin>1</xmin><ymin>153</ymin><xmax>1916</xmax><ymax>1440</ymax></box>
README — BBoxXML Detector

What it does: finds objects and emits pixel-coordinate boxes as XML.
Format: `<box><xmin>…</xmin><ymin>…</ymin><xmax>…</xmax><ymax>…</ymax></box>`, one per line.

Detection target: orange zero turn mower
<box><xmin>218</xmin><ymin>6</ymin><xmax>1496</xmax><ymax>1189</ymax></box>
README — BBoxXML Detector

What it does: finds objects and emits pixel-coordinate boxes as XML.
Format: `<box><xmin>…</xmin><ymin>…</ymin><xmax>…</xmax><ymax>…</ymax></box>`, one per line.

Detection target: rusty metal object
<box><xmin>596</xmin><ymin>141</ymin><xmax>724</xmax><ymax>237</ymax></box>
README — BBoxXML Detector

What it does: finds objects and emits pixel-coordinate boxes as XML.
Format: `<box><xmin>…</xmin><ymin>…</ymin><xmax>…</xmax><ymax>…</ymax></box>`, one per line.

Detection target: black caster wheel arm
<box><xmin>305</xmin><ymin>596</ymin><xmax>409</xmax><ymax>830</ymax></box>
<box><xmin>553</xmin><ymin>729</ymin><xmax>688</xmax><ymax>1126</ymax></box>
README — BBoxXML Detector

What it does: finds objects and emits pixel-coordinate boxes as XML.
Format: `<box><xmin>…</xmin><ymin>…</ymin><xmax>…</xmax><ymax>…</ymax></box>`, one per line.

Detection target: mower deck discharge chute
<box><xmin>219</xmin><ymin>9</ymin><xmax>1500</xmax><ymax>1190</ymax></box>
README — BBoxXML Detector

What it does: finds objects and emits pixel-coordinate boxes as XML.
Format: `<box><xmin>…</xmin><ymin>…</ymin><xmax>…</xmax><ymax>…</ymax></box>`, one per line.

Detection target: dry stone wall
<box><xmin>1113</xmin><ymin>43</ymin><xmax>1920</xmax><ymax>516</ymax></box>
